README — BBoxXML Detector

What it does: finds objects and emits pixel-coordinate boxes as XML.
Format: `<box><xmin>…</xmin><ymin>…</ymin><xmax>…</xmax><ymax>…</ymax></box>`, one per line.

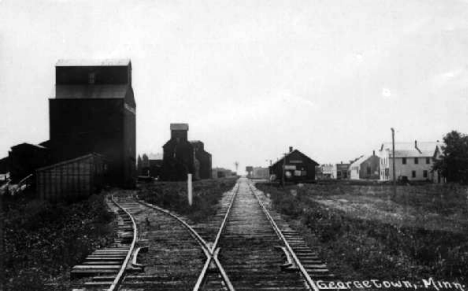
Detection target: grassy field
<box><xmin>3</xmin><ymin>191</ymin><xmax>115</xmax><ymax>291</ymax></box>
<box><xmin>255</xmin><ymin>182</ymin><xmax>468</xmax><ymax>286</ymax></box>
<box><xmin>138</xmin><ymin>178</ymin><xmax>238</xmax><ymax>223</ymax></box>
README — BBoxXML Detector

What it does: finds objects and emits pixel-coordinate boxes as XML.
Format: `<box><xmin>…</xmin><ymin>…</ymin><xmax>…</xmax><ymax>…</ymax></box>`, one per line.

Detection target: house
<box><xmin>379</xmin><ymin>141</ymin><xmax>441</xmax><ymax>182</ymax></box>
<box><xmin>335</xmin><ymin>163</ymin><xmax>350</xmax><ymax>179</ymax></box>
<box><xmin>316</xmin><ymin>164</ymin><xmax>334</xmax><ymax>179</ymax></box>
<box><xmin>161</xmin><ymin>123</ymin><xmax>196</xmax><ymax>181</ymax></box>
<box><xmin>270</xmin><ymin>147</ymin><xmax>318</xmax><ymax>183</ymax></box>
<box><xmin>349</xmin><ymin>152</ymin><xmax>380</xmax><ymax>180</ymax></box>
<box><xmin>48</xmin><ymin>59</ymin><xmax>136</xmax><ymax>188</ymax></box>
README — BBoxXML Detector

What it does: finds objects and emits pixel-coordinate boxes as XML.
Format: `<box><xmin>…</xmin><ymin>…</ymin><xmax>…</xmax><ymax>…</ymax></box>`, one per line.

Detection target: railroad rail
<box><xmin>71</xmin><ymin>195</ymin><xmax>138</xmax><ymax>291</ymax></box>
<box><xmin>199</xmin><ymin>178</ymin><xmax>337</xmax><ymax>290</ymax></box>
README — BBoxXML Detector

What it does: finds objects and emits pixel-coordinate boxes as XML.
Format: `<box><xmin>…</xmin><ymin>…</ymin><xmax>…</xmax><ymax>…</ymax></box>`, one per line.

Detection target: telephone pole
<box><xmin>391</xmin><ymin>128</ymin><xmax>396</xmax><ymax>198</ymax></box>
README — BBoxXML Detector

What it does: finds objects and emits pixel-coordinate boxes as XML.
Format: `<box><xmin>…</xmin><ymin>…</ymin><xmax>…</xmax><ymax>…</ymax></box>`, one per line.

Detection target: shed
<box><xmin>36</xmin><ymin>153</ymin><xmax>105</xmax><ymax>201</ymax></box>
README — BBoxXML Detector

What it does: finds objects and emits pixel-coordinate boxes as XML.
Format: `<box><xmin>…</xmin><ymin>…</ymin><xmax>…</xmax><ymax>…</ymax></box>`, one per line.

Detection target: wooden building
<box><xmin>8</xmin><ymin>143</ymin><xmax>50</xmax><ymax>183</ymax></box>
<box><xmin>36</xmin><ymin>153</ymin><xmax>105</xmax><ymax>201</ymax></box>
<box><xmin>270</xmin><ymin>147</ymin><xmax>318</xmax><ymax>183</ymax></box>
<box><xmin>48</xmin><ymin>59</ymin><xmax>136</xmax><ymax>188</ymax></box>
<box><xmin>190</xmin><ymin>141</ymin><xmax>212</xmax><ymax>179</ymax></box>
<box><xmin>349</xmin><ymin>151</ymin><xmax>380</xmax><ymax>180</ymax></box>
<box><xmin>161</xmin><ymin>124</ymin><xmax>196</xmax><ymax>181</ymax></box>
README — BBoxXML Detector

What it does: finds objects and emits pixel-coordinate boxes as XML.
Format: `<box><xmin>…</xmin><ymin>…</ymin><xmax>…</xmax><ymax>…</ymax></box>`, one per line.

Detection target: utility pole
<box><xmin>0</xmin><ymin>190</ymin><xmax>4</xmax><ymax>291</ymax></box>
<box><xmin>282</xmin><ymin>153</ymin><xmax>286</xmax><ymax>187</ymax></box>
<box><xmin>234</xmin><ymin>161</ymin><xmax>239</xmax><ymax>174</ymax></box>
<box><xmin>391</xmin><ymin>128</ymin><xmax>396</xmax><ymax>198</ymax></box>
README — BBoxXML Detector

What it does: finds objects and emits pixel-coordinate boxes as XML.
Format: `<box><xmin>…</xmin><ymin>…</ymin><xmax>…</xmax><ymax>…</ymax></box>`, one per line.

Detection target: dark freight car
<box><xmin>270</xmin><ymin>147</ymin><xmax>318</xmax><ymax>183</ymax></box>
<box><xmin>48</xmin><ymin>59</ymin><xmax>136</xmax><ymax>188</ymax></box>
<box><xmin>36</xmin><ymin>153</ymin><xmax>105</xmax><ymax>201</ymax></box>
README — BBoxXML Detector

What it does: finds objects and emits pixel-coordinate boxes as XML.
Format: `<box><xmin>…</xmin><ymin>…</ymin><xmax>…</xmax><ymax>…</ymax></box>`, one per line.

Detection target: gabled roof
<box><xmin>11</xmin><ymin>143</ymin><xmax>47</xmax><ymax>150</ymax></box>
<box><xmin>56</xmin><ymin>59</ymin><xmax>131</xmax><ymax>67</ymax></box>
<box><xmin>54</xmin><ymin>85</ymin><xmax>130</xmax><ymax>99</ymax></box>
<box><xmin>271</xmin><ymin>149</ymin><xmax>319</xmax><ymax>168</ymax></box>
<box><xmin>380</xmin><ymin>141</ymin><xmax>441</xmax><ymax>158</ymax></box>
<box><xmin>349</xmin><ymin>155</ymin><xmax>367</xmax><ymax>168</ymax></box>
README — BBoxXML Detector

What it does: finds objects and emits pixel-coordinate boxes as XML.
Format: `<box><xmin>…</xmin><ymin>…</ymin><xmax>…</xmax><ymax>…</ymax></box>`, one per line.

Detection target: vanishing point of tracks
<box><xmin>72</xmin><ymin>178</ymin><xmax>336</xmax><ymax>291</ymax></box>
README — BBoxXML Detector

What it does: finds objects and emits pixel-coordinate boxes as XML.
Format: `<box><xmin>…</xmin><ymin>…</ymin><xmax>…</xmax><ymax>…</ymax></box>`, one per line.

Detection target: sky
<box><xmin>1</xmin><ymin>0</ymin><xmax>467</xmax><ymax>172</ymax></box>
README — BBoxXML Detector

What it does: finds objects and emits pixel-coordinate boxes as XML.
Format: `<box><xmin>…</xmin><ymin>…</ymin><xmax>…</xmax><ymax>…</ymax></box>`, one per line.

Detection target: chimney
<box><xmin>170</xmin><ymin>123</ymin><xmax>189</xmax><ymax>141</ymax></box>
<box><xmin>373</xmin><ymin>150</ymin><xmax>375</xmax><ymax>156</ymax></box>
<box><xmin>289</xmin><ymin>146</ymin><xmax>293</xmax><ymax>153</ymax></box>
<box><xmin>415</xmin><ymin>140</ymin><xmax>417</xmax><ymax>148</ymax></box>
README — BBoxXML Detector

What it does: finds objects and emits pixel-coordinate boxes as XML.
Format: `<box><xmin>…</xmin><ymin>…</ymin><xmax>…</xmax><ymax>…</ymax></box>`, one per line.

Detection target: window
<box><xmin>414</xmin><ymin>158</ymin><xmax>419</xmax><ymax>164</ymax></box>
<box><xmin>402</xmin><ymin>158</ymin><xmax>406</xmax><ymax>164</ymax></box>
<box><xmin>412</xmin><ymin>171</ymin><xmax>416</xmax><ymax>178</ymax></box>
<box><xmin>88</xmin><ymin>72</ymin><xmax>96</xmax><ymax>84</ymax></box>
<box><xmin>367</xmin><ymin>166</ymin><xmax>371</xmax><ymax>175</ymax></box>
<box><xmin>423</xmin><ymin>170</ymin><xmax>428</xmax><ymax>178</ymax></box>
<box><xmin>426</xmin><ymin>157</ymin><xmax>430</xmax><ymax>164</ymax></box>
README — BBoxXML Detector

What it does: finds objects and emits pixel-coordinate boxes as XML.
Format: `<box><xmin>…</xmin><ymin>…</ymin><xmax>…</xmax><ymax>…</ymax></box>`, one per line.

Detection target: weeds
<box><xmin>138</xmin><ymin>178</ymin><xmax>237</xmax><ymax>223</ymax></box>
<box><xmin>256</xmin><ymin>182</ymin><xmax>468</xmax><ymax>284</ymax></box>
<box><xmin>4</xmin><ymin>193</ymin><xmax>115</xmax><ymax>290</ymax></box>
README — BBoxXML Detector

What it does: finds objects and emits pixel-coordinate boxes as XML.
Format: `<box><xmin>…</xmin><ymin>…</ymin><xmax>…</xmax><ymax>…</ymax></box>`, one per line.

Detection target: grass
<box><xmin>138</xmin><ymin>178</ymin><xmax>237</xmax><ymax>223</ymax></box>
<box><xmin>255</xmin><ymin>182</ymin><xmax>468</xmax><ymax>285</ymax></box>
<box><xmin>3</xmin><ymin>191</ymin><xmax>115</xmax><ymax>291</ymax></box>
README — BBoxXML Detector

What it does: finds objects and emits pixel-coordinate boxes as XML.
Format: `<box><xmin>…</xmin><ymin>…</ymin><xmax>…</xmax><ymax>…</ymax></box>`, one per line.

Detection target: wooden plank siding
<box><xmin>36</xmin><ymin>153</ymin><xmax>104</xmax><ymax>201</ymax></box>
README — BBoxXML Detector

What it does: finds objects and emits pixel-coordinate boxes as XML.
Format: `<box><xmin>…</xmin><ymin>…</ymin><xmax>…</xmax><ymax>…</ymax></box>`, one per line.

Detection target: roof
<box><xmin>271</xmin><ymin>149</ymin><xmax>319</xmax><ymax>168</ymax></box>
<box><xmin>54</xmin><ymin>85</ymin><xmax>129</xmax><ymax>99</ymax></box>
<box><xmin>56</xmin><ymin>59</ymin><xmax>131</xmax><ymax>67</ymax></box>
<box><xmin>11</xmin><ymin>143</ymin><xmax>47</xmax><ymax>150</ymax></box>
<box><xmin>380</xmin><ymin>141</ymin><xmax>441</xmax><ymax>158</ymax></box>
<box><xmin>170</xmin><ymin>123</ymin><xmax>189</xmax><ymax>131</ymax></box>
<box><xmin>349</xmin><ymin>155</ymin><xmax>367</xmax><ymax>168</ymax></box>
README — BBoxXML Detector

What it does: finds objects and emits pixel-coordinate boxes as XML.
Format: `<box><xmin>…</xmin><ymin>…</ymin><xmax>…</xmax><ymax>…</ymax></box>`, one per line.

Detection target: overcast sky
<box><xmin>1</xmin><ymin>0</ymin><xmax>467</xmax><ymax>171</ymax></box>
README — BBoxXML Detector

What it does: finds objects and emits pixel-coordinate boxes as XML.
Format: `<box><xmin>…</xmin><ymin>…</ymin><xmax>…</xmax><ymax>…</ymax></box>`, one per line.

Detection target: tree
<box><xmin>433</xmin><ymin>130</ymin><xmax>468</xmax><ymax>184</ymax></box>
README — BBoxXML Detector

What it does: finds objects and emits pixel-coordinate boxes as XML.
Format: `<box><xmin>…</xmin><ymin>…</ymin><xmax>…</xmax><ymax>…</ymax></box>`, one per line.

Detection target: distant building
<box><xmin>270</xmin><ymin>147</ymin><xmax>318</xmax><ymax>183</ymax></box>
<box><xmin>317</xmin><ymin>164</ymin><xmax>334</xmax><ymax>179</ymax></box>
<box><xmin>335</xmin><ymin>163</ymin><xmax>350</xmax><ymax>179</ymax></box>
<box><xmin>212</xmin><ymin>167</ymin><xmax>234</xmax><ymax>179</ymax></box>
<box><xmin>379</xmin><ymin>141</ymin><xmax>441</xmax><ymax>182</ymax></box>
<box><xmin>148</xmin><ymin>153</ymin><xmax>163</xmax><ymax>179</ymax></box>
<box><xmin>251</xmin><ymin>167</ymin><xmax>269</xmax><ymax>179</ymax></box>
<box><xmin>190</xmin><ymin>141</ymin><xmax>212</xmax><ymax>179</ymax></box>
<box><xmin>161</xmin><ymin>123</ymin><xmax>196</xmax><ymax>181</ymax></box>
<box><xmin>48</xmin><ymin>59</ymin><xmax>136</xmax><ymax>188</ymax></box>
<box><xmin>349</xmin><ymin>152</ymin><xmax>380</xmax><ymax>180</ymax></box>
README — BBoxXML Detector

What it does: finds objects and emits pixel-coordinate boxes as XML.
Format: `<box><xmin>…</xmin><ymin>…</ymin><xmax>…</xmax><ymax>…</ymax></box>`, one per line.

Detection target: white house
<box><xmin>379</xmin><ymin>141</ymin><xmax>441</xmax><ymax>182</ymax></box>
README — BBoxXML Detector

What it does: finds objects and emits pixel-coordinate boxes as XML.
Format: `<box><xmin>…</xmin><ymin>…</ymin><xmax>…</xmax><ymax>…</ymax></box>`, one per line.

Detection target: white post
<box><xmin>188</xmin><ymin>174</ymin><xmax>193</xmax><ymax>206</ymax></box>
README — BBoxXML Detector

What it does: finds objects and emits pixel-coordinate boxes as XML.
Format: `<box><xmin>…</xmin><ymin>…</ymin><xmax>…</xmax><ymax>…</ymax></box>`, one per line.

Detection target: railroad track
<box><xmin>71</xmin><ymin>195</ymin><xmax>138</xmax><ymax>291</ymax></box>
<box><xmin>71</xmin><ymin>179</ymin><xmax>338</xmax><ymax>291</ymax></box>
<box><xmin>197</xmin><ymin>178</ymin><xmax>338</xmax><ymax>291</ymax></box>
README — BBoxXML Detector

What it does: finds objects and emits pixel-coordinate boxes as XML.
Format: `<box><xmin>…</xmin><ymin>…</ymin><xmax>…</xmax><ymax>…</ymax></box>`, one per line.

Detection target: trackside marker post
<box><xmin>188</xmin><ymin>174</ymin><xmax>193</xmax><ymax>206</ymax></box>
